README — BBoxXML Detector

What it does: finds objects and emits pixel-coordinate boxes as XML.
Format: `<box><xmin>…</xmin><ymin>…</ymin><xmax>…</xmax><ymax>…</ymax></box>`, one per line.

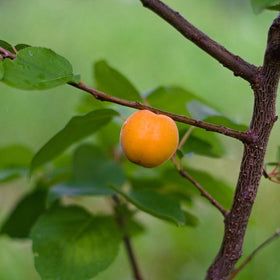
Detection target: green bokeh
<box><xmin>1</xmin><ymin>0</ymin><xmax>280</xmax><ymax>279</ymax></box>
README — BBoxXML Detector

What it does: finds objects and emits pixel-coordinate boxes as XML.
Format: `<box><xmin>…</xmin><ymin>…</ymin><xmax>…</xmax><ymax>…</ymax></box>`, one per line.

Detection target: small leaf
<box><xmin>97</xmin><ymin>120</ymin><xmax>121</xmax><ymax>152</ymax></box>
<box><xmin>187</xmin><ymin>100</ymin><xmax>221</xmax><ymax>120</ymax></box>
<box><xmin>1</xmin><ymin>189</ymin><xmax>47</xmax><ymax>238</ymax></box>
<box><xmin>0</xmin><ymin>60</ymin><xmax>4</xmax><ymax>80</ymax></box>
<box><xmin>181</xmin><ymin>129</ymin><xmax>225</xmax><ymax>158</ymax></box>
<box><xmin>0</xmin><ymin>40</ymin><xmax>15</xmax><ymax>54</ymax></box>
<box><xmin>159</xmin><ymin>168</ymin><xmax>195</xmax><ymax>201</ymax></box>
<box><xmin>183</xmin><ymin>211</ymin><xmax>199</xmax><ymax>227</ymax></box>
<box><xmin>111</xmin><ymin>186</ymin><xmax>186</xmax><ymax>226</ymax></box>
<box><xmin>94</xmin><ymin>60</ymin><xmax>142</xmax><ymax>101</ymax></box>
<box><xmin>3</xmin><ymin>47</ymin><xmax>74</xmax><ymax>90</ymax></box>
<box><xmin>30</xmin><ymin>109</ymin><xmax>118</xmax><ymax>173</ymax></box>
<box><xmin>146</xmin><ymin>86</ymin><xmax>201</xmax><ymax>116</ymax></box>
<box><xmin>187</xmin><ymin>101</ymin><xmax>247</xmax><ymax>131</ymax></box>
<box><xmin>14</xmin><ymin>43</ymin><xmax>31</xmax><ymax>51</ymax></box>
<box><xmin>77</xmin><ymin>95</ymin><xmax>105</xmax><ymax>114</ymax></box>
<box><xmin>31</xmin><ymin>206</ymin><xmax>121</xmax><ymax>280</ymax></box>
<box><xmin>48</xmin><ymin>144</ymin><xmax>126</xmax><ymax>202</ymax></box>
<box><xmin>251</xmin><ymin>0</ymin><xmax>280</xmax><ymax>12</ymax></box>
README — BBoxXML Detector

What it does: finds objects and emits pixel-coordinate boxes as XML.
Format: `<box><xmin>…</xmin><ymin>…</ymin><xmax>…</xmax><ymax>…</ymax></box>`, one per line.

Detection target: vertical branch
<box><xmin>206</xmin><ymin>14</ymin><xmax>280</xmax><ymax>280</ymax></box>
<box><xmin>112</xmin><ymin>195</ymin><xmax>145</xmax><ymax>280</ymax></box>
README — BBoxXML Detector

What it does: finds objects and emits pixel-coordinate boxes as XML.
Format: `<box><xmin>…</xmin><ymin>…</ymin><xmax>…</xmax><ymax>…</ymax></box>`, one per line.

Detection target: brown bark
<box><xmin>206</xmin><ymin>15</ymin><xmax>280</xmax><ymax>279</ymax></box>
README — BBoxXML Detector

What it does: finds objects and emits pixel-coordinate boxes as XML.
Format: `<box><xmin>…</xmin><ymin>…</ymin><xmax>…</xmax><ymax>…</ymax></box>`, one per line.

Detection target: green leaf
<box><xmin>48</xmin><ymin>144</ymin><xmax>126</xmax><ymax>202</ymax></box>
<box><xmin>77</xmin><ymin>95</ymin><xmax>106</xmax><ymax>114</ymax></box>
<box><xmin>0</xmin><ymin>145</ymin><xmax>33</xmax><ymax>168</ymax></box>
<box><xmin>158</xmin><ymin>168</ymin><xmax>195</xmax><ymax>202</ymax></box>
<box><xmin>97</xmin><ymin>121</ymin><xmax>121</xmax><ymax>153</ymax></box>
<box><xmin>268</xmin><ymin>4</ymin><xmax>280</xmax><ymax>10</ymax></box>
<box><xmin>111</xmin><ymin>186</ymin><xmax>186</xmax><ymax>226</ymax></box>
<box><xmin>31</xmin><ymin>206</ymin><xmax>121</xmax><ymax>280</ymax></box>
<box><xmin>182</xmin><ymin>168</ymin><xmax>233</xmax><ymax>209</ymax></box>
<box><xmin>14</xmin><ymin>43</ymin><xmax>31</xmax><ymax>51</ymax></box>
<box><xmin>30</xmin><ymin>109</ymin><xmax>118</xmax><ymax>173</ymax></box>
<box><xmin>0</xmin><ymin>40</ymin><xmax>15</xmax><ymax>54</ymax></box>
<box><xmin>146</xmin><ymin>86</ymin><xmax>201</xmax><ymax>116</ymax></box>
<box><xmin>0</xmin><ymin>60</ymin><xmax>4</xmax><ymax>80</ymax></box>
<box><xmin>129</xmin><ymin>169</ymin><xmax>194</xmax><ymax>204</ymax></box>
<box><xmin>94</xmin><ymin>60</ymin><xmax>142</xmax><ymax>101</ymax></box>
<box><xmin>181</xmin><ymin>128</ymin><xmax>225</xmax><ymax>158</ymax></box>
<box><xmin>187</xmin><ymin>101</ymin><xmax>247</xmax><ymax>131</ymax></box>
<box><xmin>1</xmin><ymin>189</ymin><xmax>47</xmax><ymax>238</ymax></box>
<box><xmin>183</xmin><ymin>211</ymin><xmax>199</xmax><ymax>227</ymax></box>
<box><xmin>114</xmin><ymin>203</ymin><xmax>145</xmax><ymax>237</ymax></box>
<box><xmin>2</xmin><ymin>47</ymin><xmax>74</xmax><ymax>90</ymax></box>
<box><xmin>251</xmin><ymin>0</ymin><xmax>280</xmax><ymax>12</ymax></box>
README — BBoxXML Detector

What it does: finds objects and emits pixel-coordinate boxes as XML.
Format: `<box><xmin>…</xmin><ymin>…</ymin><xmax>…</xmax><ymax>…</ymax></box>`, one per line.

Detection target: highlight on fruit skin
<box><xmin>120</xmin><ymin>109</ymin><xmax>179</xmax><ymax>168</ymax></box>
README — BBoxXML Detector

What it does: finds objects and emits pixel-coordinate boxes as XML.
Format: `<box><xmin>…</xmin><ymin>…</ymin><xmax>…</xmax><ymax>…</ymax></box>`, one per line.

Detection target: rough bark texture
<box><xmin>206</xmin><ymin>16</ymin><xmax>280</xmax><ymax>280</ymax></box>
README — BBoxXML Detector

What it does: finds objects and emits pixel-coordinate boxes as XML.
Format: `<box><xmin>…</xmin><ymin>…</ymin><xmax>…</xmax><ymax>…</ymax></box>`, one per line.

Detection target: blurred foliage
<box><xmin>0</xmin><ymin>0</ymin><xmax>280</xmax><ymax>280</ymax></box>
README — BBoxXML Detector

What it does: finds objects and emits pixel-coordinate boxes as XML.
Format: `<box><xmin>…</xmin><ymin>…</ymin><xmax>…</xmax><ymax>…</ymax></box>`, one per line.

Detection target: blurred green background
<box><xmin>1</xmin><ymin>0</ymin><xmax>280</xmax><ymax>279</ymax></box>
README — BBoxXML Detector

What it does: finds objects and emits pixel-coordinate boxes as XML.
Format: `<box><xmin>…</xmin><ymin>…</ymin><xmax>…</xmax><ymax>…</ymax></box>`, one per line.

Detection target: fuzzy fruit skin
<box><xmin>120</xmin><ymin>110</ymin><xmax>179</xmax><ymax>168</ymax></box>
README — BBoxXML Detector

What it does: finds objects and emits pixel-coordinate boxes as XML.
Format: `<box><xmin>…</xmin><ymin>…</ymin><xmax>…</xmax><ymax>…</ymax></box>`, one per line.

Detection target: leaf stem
<box><xmin>178</xmin><ymin>126</ymin><xmax>194</xmax><ymax>149</ymax></box>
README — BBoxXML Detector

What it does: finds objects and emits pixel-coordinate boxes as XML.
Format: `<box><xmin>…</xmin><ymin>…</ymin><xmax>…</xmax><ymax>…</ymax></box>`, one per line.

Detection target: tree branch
<box><xmin>70</xmin><ymin>82</ymin><xmax>251</xmax><ymax>143</ymax></box>
<box><xmin>172</xmin><ymin>154</ymin><xmax>228</xmax><ymax>217</ymax></box>
<box><xmin>0</xmin><ymin>46</ymin><xmax>252</xmax><ymax>143</ymax></box>
<box><xmin>139</xmin><ymin>0</ymin><xmax>258</xmax><ymax>83</ymax></box>
<box><xmin>112</xmin><ymin>195</ymin><xmax>145</xmax><ymax>280</ymax></box>
<box><xmin>228</xmin><ymin>229</ymin><xmax>280</xmax><ymax>280</ymax></box>
<box><xmin>179</xmin><ymin>168</ymin><xmax>228</xmax><ymax>217</ymax></box>
<box><xmin>0</xmin><ymin>47</ymin><xmax>16</xmax><ymax>59</ymax></box>
<box><xmin>206</xmin><ymin>14</ymin><xmax>280</xmax><ymax>280</ymax></box>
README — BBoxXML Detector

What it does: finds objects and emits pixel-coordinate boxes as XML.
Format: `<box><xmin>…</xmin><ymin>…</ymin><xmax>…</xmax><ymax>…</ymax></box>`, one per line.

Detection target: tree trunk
<box><xmin>206</xmin><ymin>15</ymin><xmax>280</xmax><ymax>280</ymax></box>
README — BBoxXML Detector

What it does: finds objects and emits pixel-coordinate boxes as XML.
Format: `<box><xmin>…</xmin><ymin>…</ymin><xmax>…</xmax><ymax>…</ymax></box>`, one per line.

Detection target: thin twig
<box><xmin>112</xmin><ymin>195</ymin><xmax>144</xmax><ymax>280</ymax></box>
<box><xmin>178</xmin><ymin>126</ymin><xmax>195</xmax><ymax>149</ymax></box>
<box><xmin>70</xmin><ymin>82</ymin><xmax>251</xmax><ymax>143</ymax></box>
<box><xmin>179</xmin><ymin>168</ymin><xmax>228</xmax><ymax>217</ymax></box>
<box><xmin>140</xmin><ymin>0</ymin><xmax>257</xmax><ymax>83</ymax></box>
<box><xmin>0</xmin><ymin>46</ymin><xmax>251</xmax><ymax>143</ymax></box>
<box><xmin>228</xmin><ymin>229</ymin><xmax>280</xmax><ymax>280</ymax></box>
<box><xmin>0</xmin><ymin>47</ymin><xmax>16</xmax><ymax>59</ymax></box>
<box><xmin>171</xmin><ymin>156</ymin><xmax>228</xmax><ymax>217</ymax></box>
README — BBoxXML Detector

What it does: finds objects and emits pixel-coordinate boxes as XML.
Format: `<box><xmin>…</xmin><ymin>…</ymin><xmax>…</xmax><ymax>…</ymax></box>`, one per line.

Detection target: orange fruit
<box><xmin>120</xmin><ymin>110</ymin><xmax>179</xmax><ymax>168</ymax></box>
